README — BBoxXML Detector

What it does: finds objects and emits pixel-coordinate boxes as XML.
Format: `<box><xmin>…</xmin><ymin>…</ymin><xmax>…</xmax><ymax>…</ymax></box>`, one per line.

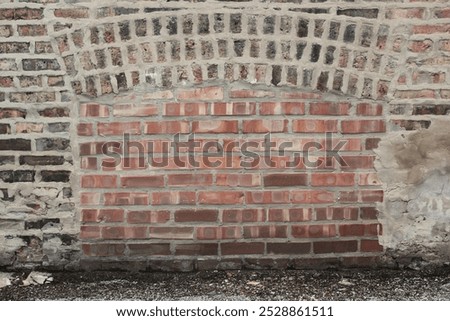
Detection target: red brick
<box><xmin>80</xmin><ymin>226</ymin><xmax>101</xmax><ymax>239</ymax></box>
<box><xmin>311</xmin><ymin>173</ymin><xmax>355</xmax><ymax>186</ymax></box>
<box><xmin>340</xmin><ymin>156</ymin><xmax>375</xmax><ymax>169</ymax></box>
<box><xmin>0</xmin><ymin>76</ymin><xmax>13</xmax><ymax>87</ymax></box>
<box><xmin>164</xmin><ymin>102</ymin><xmax>207</xmax><ymax>116</ymax></box>
<box><xmin>222</xmin><ymin>209</ymin><xmax>266</xmax><ymax>223</ymax></box>
<box><xmin>339</xmin><ymin>191</ymin><xmax>359</xmax><ymax>203</ymax></box>
<box><xmin>54</xmin><ymin>8</ymin><xmax>89</xmax><ymax>19</ymax></box>
<box><xmin>309</xmin><ymin>102</ymin><xmax>350</xmax><ymax>115</ymax></box>
<box><xmin>174</xmin><ymin>209</ymin><xmax>218</xmax><ymax>222</ymax></box>
<box><xmin>339</xmin><ymin>224</ymin><xmax>381</xmax><ymax>237</ymax></box>
<box><xmin>198</xmin><ymin>191</ymin><xmax>244</xmax><ymax>204</ymax></box>
<box><xmin>17</xmin><ymin>24</ymin><xmax>47</xmax><ymax>36</ymax></box>
<box><xmin>113</xmin><ymin>104</ymin><xmax>158</xmax><ymax>117</ymax></box>
<box><xmin>120</xmin><ymin>175</ymin><xmax>164</xmax><ymax>188</ymax></box>
<box><xmin>263</xmin><ymin>174</ymin><xmax>308</xmax><ymax>187</ymax></box>
<box><xmin>246</xmin><ymin>191</ymin><xmax>290</xmax><ymax>204</ymax></box>
<box><xmin>175</xmin><ymin>243</ymin><xmax>218</xmax><ymax>256</ymax></box>
<box><xmin>243</xmin><ymin>225</ymin><xmax>287</xmax><ymax>238</ymax></box>
<box><xmin>365</xmin><ymin>138</ymin><xmax>380</xmax><ymax>150</ymax></box>
<box><xmin>212</xmin><ymin>102</ymin><xmax>256</xmax><ymax>115</ymax></box>
<box><xmin>82</xmin><ymin>243</ymin><xmax>125</xmax><ymax>257</ymax></box>
<box><xmin>386</xmin><ymin>8</ymin><xmax>425</xmax><ymax>19</ymax></box>
<box><xmin>341</xmin><ymin>120</ymin><xmax>385</xmax><ymax>133</ymax></box>
<box><xmin>408</xmin><ymin>40</ymin><xmax>433</xmax><ymax>53</ymax></box>
<box><xmin>79</xmin><ymin>103</ymin><xmax>109</xmax><ymax>117</ymax></box>
<box><xmin>104</xmin><ymin>192</ymin><xmax>149</xmax><ymax>206</ymax></box>
<box><xmin>80</xmin><ymin>157</ymin><xmax>97</xmax><ymax>170</ymax></box>
<box><xmin>316</xmin><ymin>207</ymin><xmax>358</xmax><ymax>221</ymax></box>
<box><xmin>0</xmin><ymin>108</ymin><xmax>26</xmax><ymax>119</ymax></box>
<box><xmin>196</xmin><ymin>226</ymin><xmax>241</xmax><ymax>240</ymax></box>
<box><xmin>98</xmin><ymin>122</ymin><xmax>140</xmax><ymax>135</ymax></box>
<box><xmin>360</xmin><ymin>207</ymin><xmax>378</xmax><ymax>220</ymax></box>
<box><xmin>267</xmin><ymin>242</ymin><xmax>311</xmax><ymax>255</ymax></box>
<box><xmin>145</xmin><ymin>121</ymin><xmax>189</xmax><ymax>134</ymax></box>
<box><xmin>221</xmin><ymin>242</ymin><xmax>264</xmax><ymax>255</ymax></box>
<box><xmin>243</xmin><ymin>119</ymin><xmax>288</xmax><ymax>133</ymax></box>
<box><xmin>149</xmin><ymin>227</ymin><xmax>194</xmax><ymax>239</ymax></box>
<box><xmin>1</xmin><ymin>8</ymin><xmax>43</xmax><ymax>20</ymax></box>
<box><xmin>216</xmin><ymin>173</ymin><xmax>261</xmax><ymax>187</ymax></box>
<box><xmin>290</xmin><ymin>190</ymin><xmax>334</xmax><ymax>204</ymax></box>
<box><xmin>413</xmin><ymin>24</ymin><xmax>450</xmax><ymax>34</ymax></box>
<box><xmin>81</xmin><ymin>209</ymin><xmax>124</xmax><ymax>223</ymax></box>
<box><xmin>293</xmin><ymin>120</ymin><xmax>338</xmax><ymax>133</ymax></box>
<box><xmin>102</xmin><ymin>226</ymin><xmax>147</xmax><ymax>239</ymax></box>
<box><xmin>292</xmin><ymin>224</ymin><xmax>336</xmax><ymax>238</ymax></box>
<box><xmin>192</xmin><ymin>120</ymin><xmax>238</xmax><ymax>133</ymax></box>
<box><xmin>361</xmin><ymin>190</ymin><xmax>384</xmax><ymax>202</ymax></box>
<box><xmin>177</xmin><ymin>86</ymin><xmax>223</xmax><ymax>100</ymax></box>
<box><xmin>268</xmin><ymin>208</ymin><xmax>312</xmax><ymax>222</ymax></box>
<box><xmin>81</xmin><ymin>175</ymin><xmax>117</xmax><ymax>188</ymax></box>
<box><xmin>356</xmin><ymin>103</ymin><xmax>383</xmax><ymax>116</ymax></box>
<box><xmin>167</xmin><ymin>174</ymin><xmax>212</xmax><ymax>186</ymax></box>
<box><xmin>394</xmin><ymin>89</ymin><xmax>435</xmax><ymax>99</ymax></box>
<box><xmin>128</xmin><ymin>243</ymin><xmax>171</xmax><ymax>256</ymax></box>
<box><xmin>434</xmin><ymin>8</ymin><xmax>450</xmax><ymax>18</ymax></box>
<box><xmin>361</xmin><ymin>239</ymin><xmax>384</xmax><ymax>252</ymax></box>
<box><xmin>77</xmin><ymin>123</ymin><xmax>93</xmax><ymax>136</ymax></box>
<box><xmin>152</xmin><ymin>191</ymin><xmax>196</xmax><ymax>205</ymax></box>
<box><xmin>313</xmin><ymin>240</ymin><xmax>358</xmax><ymax>254</ymax></box>
<box><xmin>127</xmin><ymin>210</ymin><xmax>170</xmax><ymax>223</ymax></box>
<box><xmin>260</xmin><ymin>102</ymin><xmax>305</xmax><ymax>115</ymax></box>
<box><xmin>80</xmin><ymin>192</ymin><xmax>100</xmax><ymax>205</ymax></box>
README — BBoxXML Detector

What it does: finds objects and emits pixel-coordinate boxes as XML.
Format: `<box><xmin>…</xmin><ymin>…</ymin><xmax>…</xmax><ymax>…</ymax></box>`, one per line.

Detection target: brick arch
<box><xmin>55</xmin><ymin>8</ymin><xmax>399</xmax><ymax>100</ymax></box>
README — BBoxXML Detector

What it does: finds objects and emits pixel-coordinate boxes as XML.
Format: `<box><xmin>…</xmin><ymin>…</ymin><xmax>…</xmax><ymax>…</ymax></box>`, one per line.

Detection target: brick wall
<box><xmin>0</xmin><ymin>0</ymin><xmax>449</xmax><ymax>270</ymax></box>
<box><xmin>78</xmin><ymin>85</ymin><xmax>384</xmax><ymax>270</ymax></box>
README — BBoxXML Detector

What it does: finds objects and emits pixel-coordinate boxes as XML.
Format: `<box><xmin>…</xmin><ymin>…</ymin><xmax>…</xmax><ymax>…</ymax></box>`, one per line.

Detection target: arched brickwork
<box><xmin>57</xmin><ymin>8</ymin><xmax>398</xmax><ymax>100</ymax></box>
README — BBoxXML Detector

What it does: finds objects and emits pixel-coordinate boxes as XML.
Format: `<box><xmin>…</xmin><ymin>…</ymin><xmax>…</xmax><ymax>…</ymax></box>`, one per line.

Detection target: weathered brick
<box><xmin>0</xmin><ymin>8</ymin><xmax>43</xmax><ymax>20</ymax></box>
<box><xmin>41</xmin><ymin>170</ymin><xmax>71</xmax><ymax>182</ymax></box>
<box><xmin>19</xmin><ymin>156</ymin><xmax>65</xmax><ymax>166</ymax></box>
<box><xmin>0</xmin><ymin>170</ymin><xmax>35</xmax><ymax>183</ymax></box>
<box><xmin>0</xmin><ymin>139</ymin><xmax>31</xmax><ymax>151</ymax></box>
<box><xmin>22</xmin><ymin>59</ymin><xmax>60</xmax><ymax>71</ymax></box>
<box><xmin>36</xmin><ymin>138</ymin><xmax>70</xmax><ymax>151</ymax></box>
<box><xmin>54</xmin><ymin>8</ymin><xmax>89</xmax><ymax>19</ymax></box>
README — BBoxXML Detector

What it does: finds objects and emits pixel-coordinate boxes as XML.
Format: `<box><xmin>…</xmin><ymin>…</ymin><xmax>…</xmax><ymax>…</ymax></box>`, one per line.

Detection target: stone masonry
<box><xmin>0</xmin><ymin>0</ymin><xmax>449</xmax><ymax>271</ymax></box>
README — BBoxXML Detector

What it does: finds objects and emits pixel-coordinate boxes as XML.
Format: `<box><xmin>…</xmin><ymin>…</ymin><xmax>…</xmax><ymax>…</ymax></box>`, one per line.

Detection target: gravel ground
<box><xmin>1</xmin><ymin>268</ymin><xmax>450</xmax><ymax>301</ymax></box>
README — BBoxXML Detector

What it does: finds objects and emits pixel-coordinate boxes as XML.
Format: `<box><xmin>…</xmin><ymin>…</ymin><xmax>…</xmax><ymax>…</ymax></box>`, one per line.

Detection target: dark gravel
<box><xmin>1</xmin><ymin>268</ymin><xmax>450</xmax><ymax>301</ymax></box>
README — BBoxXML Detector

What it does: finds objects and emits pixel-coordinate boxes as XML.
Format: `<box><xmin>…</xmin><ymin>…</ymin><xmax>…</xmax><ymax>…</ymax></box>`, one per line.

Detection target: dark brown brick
<box><xmin>19</xmin><ymin>156</ymin><xmax>65</xmax><ymax>166</ymax></box>
<box><xmin>267</xmin><ymin>242</ymin><xmax>311</xmax><ymax>254</ymax></box>
<box><xmin>41</xmin><ymin>170</ymin><xmax>71</xmax><ymax>182</ymax></box>
<box><xmin>175</xmin><ymin>243</ymin><xmax>218</xmax><ymax>256</ymax></box>
<box><xmin>0</xmin><ymin>139</ymin><xmax>31</xmax><ymax>151</ymax></box>
<box><xmin>128</xmin><ymin>243</ymin><xmax>171</xmax><ymax>256</ymax></box>
<box><xmin>264</xmin><ymin>174</ymin><xmax>308</xmax><ymax>187</ymax></box>
<box><xmin>313</xmin><ymin>240</ymin><xmax>358</xmax><ymax>254</ymax></box>
<box><xmin>174</xmin><ymin>209</ymin><xmax>218</xmax><ymax>222</ymax></box>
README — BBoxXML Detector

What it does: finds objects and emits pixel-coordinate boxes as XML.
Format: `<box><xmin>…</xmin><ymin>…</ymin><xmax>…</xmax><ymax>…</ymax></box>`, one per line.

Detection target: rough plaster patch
<box><xmin>375</xmin><ymin>120</ymin><xmax>450</xmax><ymax>261</ymax></box>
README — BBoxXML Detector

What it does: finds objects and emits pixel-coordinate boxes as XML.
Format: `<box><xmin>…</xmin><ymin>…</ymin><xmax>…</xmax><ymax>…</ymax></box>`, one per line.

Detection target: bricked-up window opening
<box><xmin>78</xmin><ymin>84</ymin><xmax>385</xmax><ymax>270</ymax></box>
<box><xmin>3</xmin><ymin>0</ymin><xmax>449</xmax><ymax>271</ymax></box>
